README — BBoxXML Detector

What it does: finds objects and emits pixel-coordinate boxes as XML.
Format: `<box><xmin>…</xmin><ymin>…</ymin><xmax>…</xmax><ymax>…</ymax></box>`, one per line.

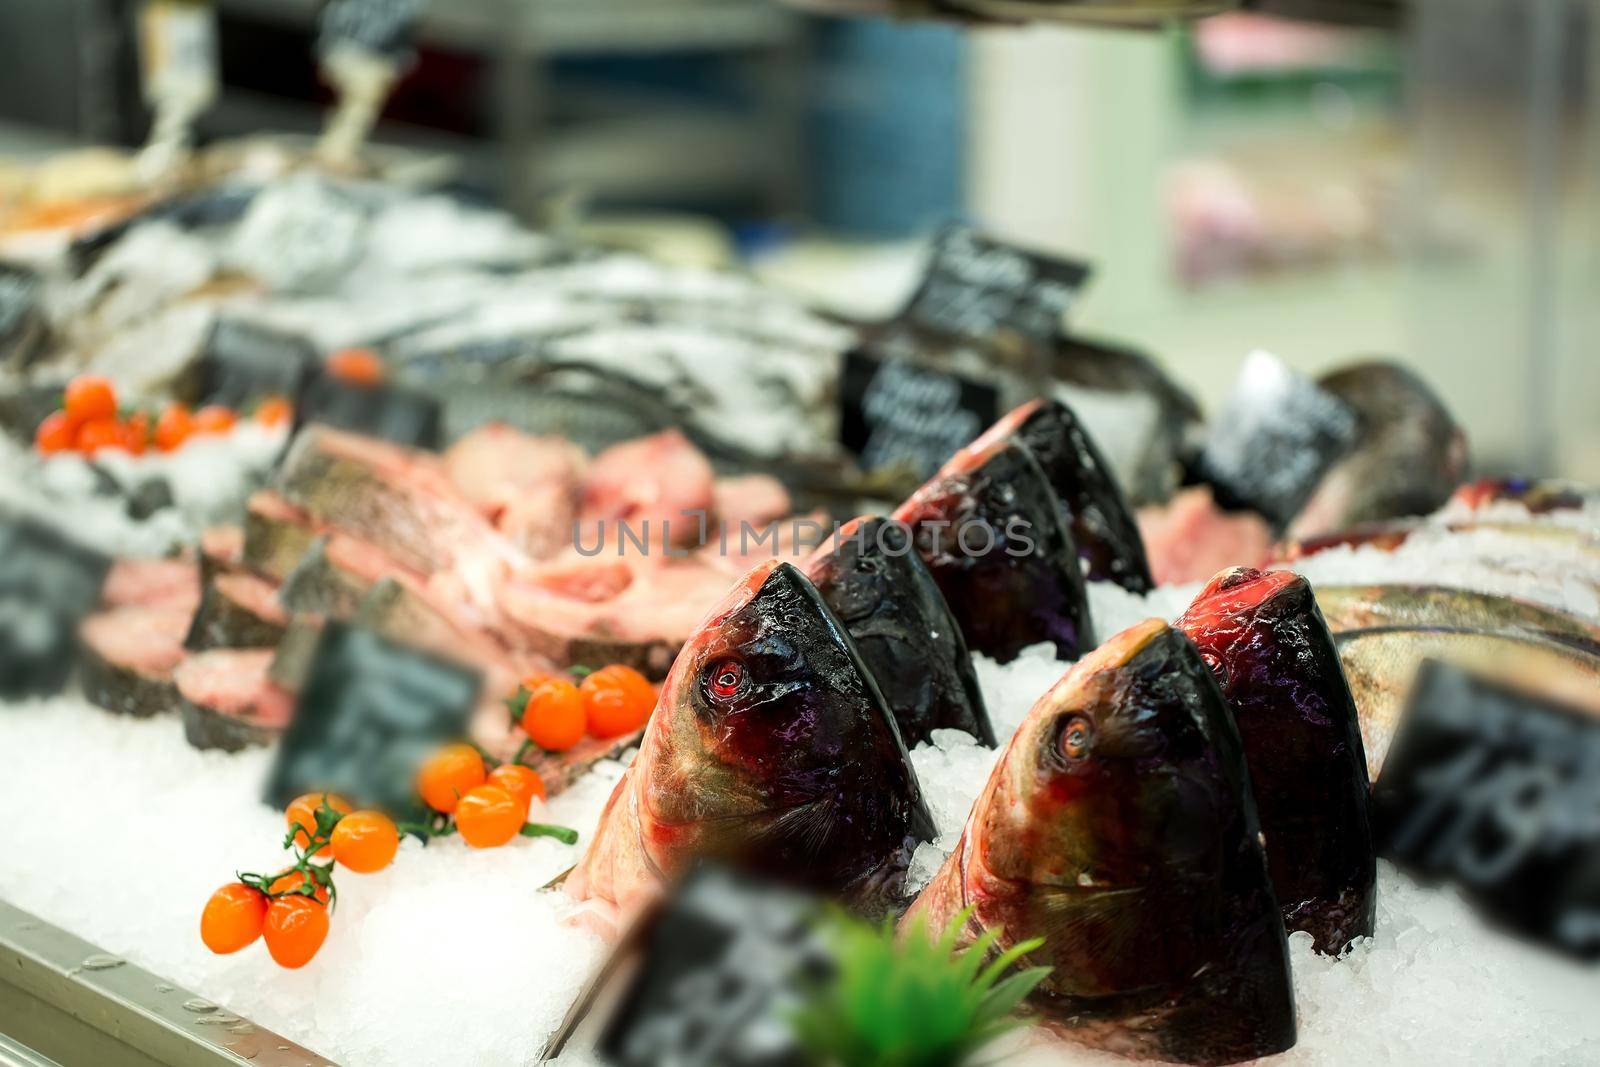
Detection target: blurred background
<box><xmin>0</xmin><ymin>0</ymin><xmax>1593</xmax><ymax>478</ymax></box>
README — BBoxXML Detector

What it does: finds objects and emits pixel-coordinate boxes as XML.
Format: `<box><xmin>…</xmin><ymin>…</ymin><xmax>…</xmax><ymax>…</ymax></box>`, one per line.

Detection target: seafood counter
<box><xmin>0</xmin><ymin>173</ymin><xmax>1597</xmax><ymax>1067</ymax></box>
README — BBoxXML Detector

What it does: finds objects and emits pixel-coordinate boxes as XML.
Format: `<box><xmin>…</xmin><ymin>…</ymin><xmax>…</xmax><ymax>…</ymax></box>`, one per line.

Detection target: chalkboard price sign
<box><xmin>838</xmin><ymin>343</ymin><xmax>1000</xmax><ymax>482</ymax></box>
<box><xmin>0</xmin><ymin>512</ymin><xmax>110</xmax><ymax>699</ymax></box>
<box><xmin>264</xmin><ymin>621</ymin><xmax>481</xmax><ymax>815</ymax></box>
<box><xmin>293</xmin><ymin>369</ymin><xmax>444</xmax><ymax>451</ymax></box>
<box><xmin>903</xmin><ymin>224</ymin><xmax>1091</xmax><ymax>347</ymax></box>
<box><xmin>317</xmin><ymin>0</ymin><xmax>425</xmax><ymax>61</ymax></box>
<box><xmin>185</xmin><ymin>319</ymin><xmax>321</xmax><ymax>410</ymax></box>
<box><xmin>1371</xmin><ymin>659</ymin><xmax>1600</xmax><ymax>961</ymax></box>
<box><xmin>594</xmin><ymin>867</ymin><xmax>828</xmax><ymax>1067</ymax></box>
<box><xmin>1191</xmin><ymin>350</ymin><xmax>1358</xmax><ymax>531</ymax></box>
<box><xmin>0</xmin><ymin>264</ymin><xmax>45</xmax><ymax>369</ymax></box>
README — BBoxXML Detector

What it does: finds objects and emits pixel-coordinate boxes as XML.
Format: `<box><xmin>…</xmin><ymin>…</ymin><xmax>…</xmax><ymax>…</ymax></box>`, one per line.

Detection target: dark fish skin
<box><xmin>1178</xmin><ymin>567</ymin><xmax>1377</xmax><ymax>954</ymax></box>
<box><xmin>1290</xmin><ymin>361</ymin><xmax>1468</xmax><ymax>538</ymax></box>
<box><xmin>569</xmin><ymin>561</ymin><xmax>936</xmax><ymax>920</ymax></box>
<box><xmin>906</xmin><ymin>620</ymin><xmax>1295</xmax><ymax>1066</ymax></box>
<box><xmin>973</xmin><ymin>398</ymin><xmax>1153</xmax><ymax>593</ymax></box>
<box><xmin>893</xmin><ymin>438</ymin><xmax>1094</xmax><ymax>664</ymax></box>
<box><xmin>806</xmin><ymin>516</ymin><xmax>996</xmax><ymax>748</ymax></box>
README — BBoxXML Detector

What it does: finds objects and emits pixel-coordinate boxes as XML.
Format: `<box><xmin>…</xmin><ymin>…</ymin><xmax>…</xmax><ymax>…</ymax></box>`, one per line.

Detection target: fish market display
<box><xmin>894</xmin><ymin>437</ymin><xmax>1094</xmax><ymax>663</ymax></box>
<box><xmin>567</xmin><ymin>561</ymin><xmax>935</xmax><ymax>933</ymax></box>
<box><xmin>1177</xmin><ymin>568</ymin><xmax>1376</xmax><ymax>954</ymax></box>
<box><xmin>805</xmin><ymin>516</ymin><xmax>995</xmax><ymax>748</ymax></box>
<box><xmin>907</xmin><ymin>619</ymin><xmax>1296</xmax><ymax>1066</ymax></box>
<box><xmin>974</xmin><ymin>397</ymin><xmax>1153</xmax><ymax>593</ymax></box>
<box><xmin>1315</xmin><ymin>584</ymin><xmax>1600</xmax><ymax>656</ymax></box>
<box><xmin>1336</xmin><ymin>628</ymin><xmax>1600</xmax><ymax>779</ymax></box>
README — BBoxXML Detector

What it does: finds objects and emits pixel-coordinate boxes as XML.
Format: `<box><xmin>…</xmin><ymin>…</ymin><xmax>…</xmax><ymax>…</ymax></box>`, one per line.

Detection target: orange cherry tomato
<box><xmin>326</xmin><ymin>348</ymin><xmax>384</xmax><ymax>386</ymax></box>
<box><xmin>285</xmin><ymin>791</ymin><xmax>352</xmax><ymax>848</ymax></box>
<box><xmin>454</xmin><ymin>784</ymin><xmax>523</xmax><ymax>848</ymax></box>
<box><xmin>193</xmin><ymin>405</ymin><xmax>237</xmax><ymax>436</ymax></box>
<box><xmin>255</xmin><ymin>395</ymin><xmax>293</xmax><ymax>427</ymax></box>
<box><xmin>34</xmin><ymin>411</ymin><xmax>77</xmax><ymax>454</ymax></box>
<box><xmin>75</xmin><ymin>418</ymin><xmax>123</xmax><ymax>455</ymax></box>
<box><xmin>153</xmin><ymin>404</ymin><xmax>194</xmax><ymax>452</ymax></box>
<box><xmin>267</xmin><ymin>868</ymin><xmax>331</xmax><ymax>904</ymax></box>
<box><xmin>416</xmin><ymin>743</ymin><xmax>486</xmax><ymax>815</ymax></box>
<box><xmin>118</xmin><ymin>413</ymin><xmax>149</xmax><ymax>455</ymax></box>
<box><xmin>521</xmin><ymin>678</ymin><xmax>585</xmax><ymax>751</ymax></box>
<box><xmin>329</xmin><ymin>810</ymin><xmax>399</xmax><ymax>873</ymax></box>
<box><xmin>200</xmin><ymin>883</ymin><xmax>267</xmax><ymax>954</ymax></box>
<box><xmin>486</xmin><ymin>764</ymin><xmax>546</xmax><ymax>817</ymax></box>
<box><xmin>262</xmin><ymin>896</ymin><xmax>329</xmax><ymax>969</ymax></box>
<box><xmin>580</xmin><ymin>665</ymin><xmax>657</xmax><ymax>739</ymax></box>
<box><xmin>64</xmin><ymin>375</ymin><xmax>116</xmax><ymax>425</ymax></box>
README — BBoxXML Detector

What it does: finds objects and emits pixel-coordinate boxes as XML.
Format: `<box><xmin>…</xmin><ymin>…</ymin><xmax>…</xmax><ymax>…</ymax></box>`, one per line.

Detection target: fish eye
<box><xmin>1200</xmin><ymin>651</ymin><xmax>1229</xmax><ymax>687</ymax></box>
<box><xmin>705</xmin><ymin>658</ymin><xmax>747</xmax><ymax>701</ymax></box>
<box><xmin>1059</xmin><ymin>716</ymin><xmax>1093</xmax><ymax>760</ymax></box>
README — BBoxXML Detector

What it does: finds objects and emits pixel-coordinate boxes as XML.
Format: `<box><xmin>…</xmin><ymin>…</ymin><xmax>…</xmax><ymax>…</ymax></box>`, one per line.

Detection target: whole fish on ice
<box><xmin>1315</xmin><ymin>584</ymin><xmax>1600</xmax><ymax>657</ymax></box>
<box><xmin>1336</xmin><ymin>628</ymin><xmax>1600</xmax><ymax>779</ymax></box>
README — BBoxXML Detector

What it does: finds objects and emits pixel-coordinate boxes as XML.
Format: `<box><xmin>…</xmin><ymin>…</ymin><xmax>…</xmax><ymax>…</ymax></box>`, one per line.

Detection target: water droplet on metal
<box><xmin>183</xmin><ymin>998</ymin><xmax>218</xmax><ymax>1013</ymax></box>
<box><xmin>80</xmin><ymin>954</ymin><xmax>123</xmax><ymax>971</ymax></box>
<box><xmin>276</xmin><ymin>1047</ymin><xmax>290</xmax><ymax>1052</ymax></box>
<box><xmin>228</xmin><ymin>1023</ymin><xmax>256</xmax><ymax>1035</ymax></box>
<box><xmin>155</xmin><ymin>983</ymin><xmax>175</xmax><ymax>993</ymax></box>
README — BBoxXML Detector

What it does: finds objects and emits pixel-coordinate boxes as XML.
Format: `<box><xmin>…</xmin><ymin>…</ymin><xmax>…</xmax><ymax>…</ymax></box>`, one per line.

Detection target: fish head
<box><xmin>893</xmin><ymin>437</ymin><xmax>1092</xmax><ymax>663</ymax></box>
<box><xmin>1177</xmin><ymin>567</ymin><xmax>1306</xmax><ymax>680</ymax></box>
<box><xmin>1178</xmin><ymin>566</ymin><xmax>1377</xmax><ymax>955</ymax></box>
<box><xmin>972</xmin><ymin>619</ymin><xmax>1245</xmax><ymax>898</ymax></box>
<box><xmin>803</xmin><ymin>516</ymin><xmax>897</xmax><ymax>623</ymax></box>
<box><xmin>638</xmin><ymin>560</ymin><xmax>934</xmax><ymax>892</ymax></box>
<box><xmin>967</xmin><ymin>398</ymin><xmax>1043</xmax><ymax>456</ymax></box>
<box><xmin>806</xmin><ymin>515</ymin><xmax>995</xmax><ymax>748</ymax></box>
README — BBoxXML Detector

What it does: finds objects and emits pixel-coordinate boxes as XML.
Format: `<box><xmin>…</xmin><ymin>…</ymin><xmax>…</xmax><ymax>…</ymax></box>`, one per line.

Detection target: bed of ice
<box><xmin>1</xmin><ymin>563</ymin><xmax>1596</xmax><ymax>1065</ymax></box>
<box><xmin>0</xmin><ymin>421</ymin><xmax>286</xmax><ymax>557</ymax></box>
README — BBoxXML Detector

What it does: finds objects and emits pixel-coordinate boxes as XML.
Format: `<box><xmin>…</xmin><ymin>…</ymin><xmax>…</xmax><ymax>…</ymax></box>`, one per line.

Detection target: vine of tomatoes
<box><xmin>201</xmin><ymin>745</ymin><xmax>578</xmax><ymax>969</ymax></box>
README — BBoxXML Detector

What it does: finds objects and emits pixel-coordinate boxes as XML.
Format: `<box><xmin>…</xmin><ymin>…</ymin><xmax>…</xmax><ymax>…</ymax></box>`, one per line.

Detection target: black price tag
<box><xmin>0</xmin><ymin>264</ymin><xmax>46</xmax><ymax>369</ymax></box>
<box><xmin>264</xmin><ymin>621</ymin><xmax>480</xmax><ymax>815</ymax></box>
<box><xmin>293</xmin><ymin>370</ymin><xmax>444</xmax><ymax>450</ymax></box>
<box><xmin>1192</xmin><ymin>350</ymin><xmax>1358</xmax><ymax>531</ymax></box>
<box><xmin>186</xmin><ymin>319</ymin><xmax>320</xmax><ymax>410</ymax></box>
<box><xmin>318</xmin><ymin>0</ymin><xmax>425</xmax><ymax>61</ymax></box>
<box><xmin>596</xmin><ymin>867</ymin><xmax>828</xmax><ymax>1067</ymax></box>
<box><xmin>839</xmin><ymin>341</ymin><xmax>1000</xmax><ymax>482</ymax></box>
<box><xmin>0</xmin><ymin>512</ymin><xmax>110</xmax><ymax>699</ymax></box>
<box><xmin>903</xmin><ymin>224</ymin><xmax>1091</xmax><ymax>347</ymax></box>
<box><xmin>1371</xmin><ymin>659</ymin><xmax>1600</xmax><ymax>961</ymax></box>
